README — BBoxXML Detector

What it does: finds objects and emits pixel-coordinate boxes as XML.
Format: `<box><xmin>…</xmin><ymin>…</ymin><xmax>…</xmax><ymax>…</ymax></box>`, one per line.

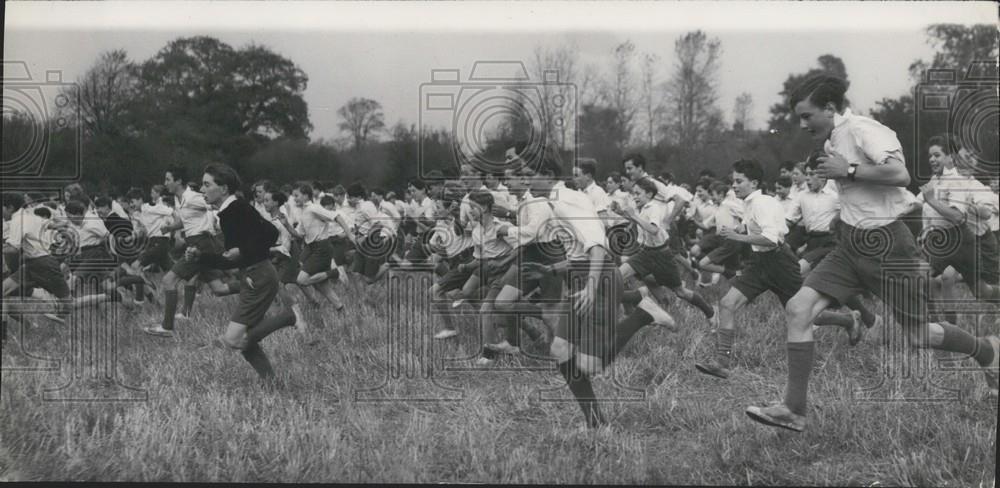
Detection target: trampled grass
<box><xmin>1</xmin><ymin>274</ymin><xmax>997</xmax><ymax>484</ymax></box>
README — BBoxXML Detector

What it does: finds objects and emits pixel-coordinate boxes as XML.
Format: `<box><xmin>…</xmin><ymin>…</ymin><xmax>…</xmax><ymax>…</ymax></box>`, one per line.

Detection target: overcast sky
<box><xmin>5</xmin><ymin>1</ymin><xmax>996</xmax><ymax>142</ymax></box>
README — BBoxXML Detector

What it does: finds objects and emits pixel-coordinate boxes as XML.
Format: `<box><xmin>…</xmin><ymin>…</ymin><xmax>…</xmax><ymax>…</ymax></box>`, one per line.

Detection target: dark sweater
<box><xmin>199</xmin><ymin>197</ymin><xmax>277</xmax><ymax>270</ymax></box>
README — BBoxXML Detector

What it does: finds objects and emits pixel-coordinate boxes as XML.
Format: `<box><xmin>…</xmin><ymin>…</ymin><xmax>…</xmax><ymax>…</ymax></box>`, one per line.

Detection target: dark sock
<box><xmin>241</xmin><ymin>342</ymin><xmax>275</xmax><ymax>378</ymax></box>
<box><xmin>245</xmin><ymin>311</ymin><xmax>297</xmax><ymax>344</ymax></box>
<box><xmin>939</xmin><ymin>323</ymin><xmax>994</xmax><ymax>366</ymax></box>
<box><xmin>783</xmin><ymin>341</ymin><xmax>815</xmax><ymax>416</ymax></box>
<box><xmin>814</xmin><ymin>310</ymin><xmax>853</xmax><ymax>329</ymax></box>
<box><xmin>162</xmin><ymin>290</ymin><xmax>178</xmax><ymax>330</ymax></box>
<box><xmin>326</xmin><ymin>268</ymin><xmax>340</xmax><ymax>281</ymax></box>
<box><xmin>558</xmin><ymin>358</ymin><xmax>605</xmax><ymax>428</ymax></box>
<box><xmin>715</xmin><ymin>329</ymin><xmax>735</xmax><ymax>367</ymax></box>
<box><xmin>182</xmin><ymin>285</ymin><xmax>196</xmax><ymax>316</ymax></box>
<box><xmin>613</xmin><ymin>308</ymin><xmax>653</xmax><ymax>354</ymax></box>
<box><xmin>844</xmin><ymin>295</ymin><xmax>875</xmax><ymax>327</ymax></box>
<box><xmin>688</xmin><ymin>292</ymin><xmax>714</xmax><ymax>318</ymax></box>
<box><xmin>133</xmin><ymin>282</ymin><xmax>145</xmax><ymax>301</ymax></box>
<box><xmin>621</xmin><ymin>290</ymin><xmax>641</xmax><ymax>306</ymax></box>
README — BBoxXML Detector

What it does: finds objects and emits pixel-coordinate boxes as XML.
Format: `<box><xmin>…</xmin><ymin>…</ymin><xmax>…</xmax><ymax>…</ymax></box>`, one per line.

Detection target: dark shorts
<box><xmin>556</xmin><ymin>258</ymin><xmax>624</xmax><ymax>364</ymax></box>
<box><xmin>231</xmin><ymin>260</ymin><xmax>279</xmax><ymax>326</ymax></box>
<box><xmin>668</xmin><ymin>222</ymin><xmax>686</xmax><ymax>254</ymax></box>
<box><xmin>139</xmin><ymin>236</ymin><xmax>173</xmax><ymax>271</ymax></box>
<box><xmin>328</xmin><ymin>235</ymin><xmax>350</xmax><ymax>266</ymax></box>
<box><xmin>299</xmin><ymin>239</ymin><xmax>334</xmax><ymax>276</ymax></box>
<box><xmin>626</xmin><ymin>245</ymin><xmax>681</xmax><ymax>288</ymax></box>
<box><xmin>800</xmin><ymin>232</ymin><xmax>837</xmax><ymax>265</ymax></box>
<box><xmin>271</xmin><ymin>252</ymin><xmax>300</xmax><ymax>284</ymax></box>
<box><xmin>171</xmin><ymin>233</ymin><xmax>226</xmax><ymax>282</ymax></box>
<box><xmin>12</xmin><ymin>255</ymin><xmax>70</xmax><ymax>299</ymax></box>
<box><xmin>926</xmin><ymin>225</ymin><xmax>999</xmax><ymax>291</ymax></box>
<box><xmin>705</xmin><ymin>238</ymin><xmax>746</xmax><ymax>271</ymax></box>
<box><xmin>69</xmin><ymin>245</ymin><xmax>116</xmax><ymax>282</ymax></box>
<box><xmin>437</xmin><ymin>259</ymin><xmax>476</xmax><ymax>293</ymax></box>
<box><xmin>731</xmin><ymin>244</ymin><xmax>803</xmax><ymax>305</ymax></box>
<box><xmin>697</xmin><ymin>230</ymin><xmax>721</xmax><ymax>254</ymax></box>
<box><xmin>804</xmin><ymin>220</ymin><xmax>927</xmax><ymax>329</ymax></box>
<box><xmin>498</xmin><ymin>241</ymin><xmax>565</xmax><ymax>301</ymax></box>
<box><xmin>786</xmin><ymin>225</ymin><xmax>806</xmax><ymax>251</ymax></box>
<box><xmin>352</xmin><ymin>232</ymin><xmax>394</xmax><ymax>279</ymax></box>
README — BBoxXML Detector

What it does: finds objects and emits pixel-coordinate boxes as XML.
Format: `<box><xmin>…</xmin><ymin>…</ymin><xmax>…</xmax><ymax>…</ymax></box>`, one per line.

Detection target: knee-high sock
<box><xmin>612</xmin><ymin>308</ymin><xmax>653</xmax><ymax>358</ymax></box>
<box><xmin>687</xmin><ymin>292</ymin><xmax>714</xmax><ymax>318</ymax></box>
<box><xmin>161</xmin><ymin>290</ymin><xmax>178</xmax><ymax>330</ymax></box>
<box><xmin>241</xmin><ymin>342</ymin><xmax>275</xmax><ymax>378</ymax></box>
<box><xmin>939</xmin><ymin>323</ymin><xmax>994</xmax><ymax>366</ymax></box>
<box><xmin>843</xmin><ymin>295</ymin><xmax>876</xmax><ymax>327</ymax></box>
<box><xmin>182</xmin><ymin>285</ymin><xmax>196</xmax><ymax>316</ymax></box>
<box><xmin>784</xmin><ymin>341</ymin><xmax>815</xmax><ymax>416</ymax></box>
<box><xmin>245</xmin><ymin>310</ymin><xmax>297</xmax><ymax>344</ymax></box>
<box><xmin>558</xmin><ymin>357</ymin><xmax>605</xmax><ymax>428</ymax></box>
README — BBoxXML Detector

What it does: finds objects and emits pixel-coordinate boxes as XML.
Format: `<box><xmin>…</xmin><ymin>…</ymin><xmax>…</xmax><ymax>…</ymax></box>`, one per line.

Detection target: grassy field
<box><xmin>1</xmin><ymin>271</ymin><xmax>997</xmax><ymax>484</ymax></box>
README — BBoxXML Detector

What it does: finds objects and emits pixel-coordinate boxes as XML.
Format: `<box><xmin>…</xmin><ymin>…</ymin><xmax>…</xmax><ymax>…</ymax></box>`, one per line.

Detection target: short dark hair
<box><xmin>732</xmin><ymin>159</ymin><xmax>764</xmax><ymax>187</ymax></box>
<box><xmin>660</xmin><ymin>171</ymin><xmax>675</xmax><ymax>184</ymax></box>
<box><xmin>789</xmin><ymin>74</ymin><xmax>849</xmax><ymax>112</ymax></box>
<box><xmin>780</xmin><ymin>160</ymin><xmax>797</xmax><ymax>173</ymax></box>
<box><xmin>776</xmin><ymin>175</ymin><xmax>793</xmax><ymax>189</ymax></box>
<box><xmin>698</xmin><ymin>169</ymin><xmax>716</xmax><ymax>179</ymax></box>
<box><xmin>408</xmin><ymin>179</ymin><xmax>427</xmax><ymax>191</ymax></box>
<box><xmin>296</xmin><ymin>184</ymin><xmax>315</xmax><ymax>200</ymax></box>
<box><xmin>622</xmin><ymin>153</ymin><xmax>646</xmax><ymax>169</ymax></box>
<box><xmin>579</xmin><ymin>160</ymin><xmax>598</xmax><ymax>178</ymax></box>
<box><xmin>65</xmin><ymin>200</ymin><xmax>87</xmax><ymax>216</ymax></box>
<box><xmin>3</xmin><ymin>192</ymin><xmax>26</xmax><ymax>211</ymax></box>
<box><xmin>709</xmin><ymin>181</ymin><xmax>730</xmax><ymax>195</ymax></box>
<box><xmin>634</xmin><ymin>177</ymin><xmax>659</xmax><ymax>197</ymax></box>
<box><xmin>269</xmin><ymin>191</ymin><xmax>288</xmax><ymax>206</ymax></box>
<box><xmin>319</xmin><ymin>195</ymin><xmax>336</xmax><ymax>207</ymax></box>
<box><xmin>347</xmin><ymin>182</ymin><xmax>367</xmax><ymax>199</ymax></box>
<box><xmin>371</xmin><ymin>187</ymin><xmax>386</xmax><ymax>198</ymax></box>
<box><xmin>695</xmin><ymin>177</ymin><xmax>715</xmax><ymax>191</ymax></box>
<box><xmin>166</xmin><ymin>165</ymin><xmax>188</xmax><ymax>184</ymax></box>
<box><xmin>151</xmin><ymin>184</ymin><xmax>166</xmax><ymax>196</ymax></box>
<box><xmin>94</xmin><ymin>196</ymin><xmax>113</xmax><ymax>209</ymax></box>
<box><xmin>125</xmin><ymin>188</ymin><xmax>145</xmax><ymax>202</ymax></box>
<box><xmin>332</xmin><ymin>184</ymin><xmax>346</xmax><ymax>197</ymax></box>
<box><xmin>607</xmin><ymin>171</ymin><xmax>622</xmax><ymax>182</ymax></box>
<box><xmin>203</xmin><ymin>163</ymin><xmax>242</xmax><ymax>195</ymax></box>
<box><xmin>928</xmin><ymin>134</ymin><xmax>960</xmax><ymax>155</ymax></box>
<box><xmin>467</xmin><ymin>190</ymin><xmax>494</xmax><ymax>209</ymax></box>
<box><xmin>161</xmin><ymin>195</ymin><xmax>175</xmax><ymax>207</ymax></box>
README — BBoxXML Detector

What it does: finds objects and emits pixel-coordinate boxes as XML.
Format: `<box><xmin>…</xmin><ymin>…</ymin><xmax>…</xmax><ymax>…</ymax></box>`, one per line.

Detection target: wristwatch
<box><xmin>847</xmin><ymin>163</ymin><xmax>859</xmax><ymax>182</ymax></box>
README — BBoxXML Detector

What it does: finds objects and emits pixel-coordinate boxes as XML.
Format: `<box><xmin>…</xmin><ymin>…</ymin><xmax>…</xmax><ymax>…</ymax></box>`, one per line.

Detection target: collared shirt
<box><xmin>136</xmin><ymin>202</ymin><xmax>174</xmax><ymax>237</ymax></box>
<box><xmin>797</xmin><ymin>188</ymin><xmax>841</xmax><ymax>233</ymax></box>
<box><xmin>742</xmin><ymin>190</ymin><xmax>787</xmax><ymax>252</ymax></box>
<box><xmin>429</xmin><ymin>219</ymin><xmax>473</xmax><ymax>258</ymax></box>
<box><xmin>351</xmin><ymin>200</ymin><xmax>382</xmax><ymax>239</ymax></box>
<box><xmin>283</xmin><ymin>201</ymin><xmax>303</xmax><ymax>232</ymax></box>
<box><xmin>824</xmin><ymin>108</ymin><xmax>913</xmax><ymax>229</ymax></box>
<box><xmin>415</xmin><ymin>196</ymin><xmax>437</xmax><ymax>220</ymax></box>
<box><xmin>662</xmin><ymin>183</ymin><xmax>694</xmax><ymax>220</ymax></box>
<box><xmin>176</xmin><ymin>188</ymin><xmax>215</xmax><ymax>236</ymax></box>
<box><xmin>111</xmin><ymin>200</ymin><xmax>128</xmax><ymax>220</ymax></box>
<box><xmin>687</xmin><ymin>197</ymin><xmax>717</xmax><ymax>228</ymax></box>
<box><xmin>582</xmin><ymin>181</ymin><xmax>612</xmax><ymax>214</ymax></box>
<box><xmin>548</xmin><ymin>185</ymin><xmax>607</xmax><ymax>260</ymax></box>
<box><xmin>504</xmin><ymin>194</ymin><xmax>555</xmax><ymax>249</ymax></box>
<box><xmin>218</xmin><ymin>195</ymin><xmax>237</xmax><ymax>213</ymax></box>
<box><xmin>299</xmin><ymin>201</ymin><xmax>342</xmax><ymax>243</ymax></box>
<box><xmin>636</xmin><ymin>199</ymin><xmax>669</xmax><ymax>248</ymax></box>
<box><xmin>75</xmin><ymin>210</ymin><xmax>109</xmax><ymax>247</ymax></box>
<box><xmin>7</xmin><ymin>210</ymin><xmax>53</xmax><ymax>259</ymax></box>
<box><xmin>778</xmin><ymin>195</ymin><xmax>802</xmax><ymax>224</ymax></box>
<box><xmin>470</xmin><ymin>217</ymin><xmax>512</xmax><ymax>260</ymax></box>
<box><xmin>378</xmin><ymin>200</ymin><xmax>401</xmax><ymax>234</ymax></box>
<box><xmin>920</xmin><ymin>169</ymin><xmax>999</xmax><ymax>236</ymax></box>
<box><xmin>715</xmin><ymin>193</ymin><xmax>745</xmax><ymax>231</ymax></box>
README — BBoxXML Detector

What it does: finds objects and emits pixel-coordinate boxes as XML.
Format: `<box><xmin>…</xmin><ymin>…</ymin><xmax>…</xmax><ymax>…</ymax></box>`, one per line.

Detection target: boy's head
<box><xmin>94</xmin><ymin>196</ymin><xmax>113</xmax><ymax>218</ymax></box>
<box><xmin>774</xmin><ymin>175</ymin><xmax>793</xmax><ymax>199</ymax></box>
<box><xmin>126</xmin><ymin>188</ymin><xmax>145</xmax><ymax>212</ymax></box>
<box><xmin>347</xmin><ymin>183</ymin><xmax>366</xmax><ymax>207</ymax></box>
<box><xmin>731</xmin><ymin>159</ymin><xmax>763</xmax><ymax>200</ymax></box>
<box><xmin>265</xmin><ymin>190</ymin><xmax>287</xmax><ymax>213</ymax></box>
<box><xmin>319</xmin><ymin>195</ymin><xmax>336</xmax><ymax>210</ymax></box>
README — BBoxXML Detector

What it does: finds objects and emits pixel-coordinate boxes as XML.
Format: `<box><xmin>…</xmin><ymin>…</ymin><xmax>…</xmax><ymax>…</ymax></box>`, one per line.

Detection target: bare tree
<box><xmin>337</xmin><ymin>97</ymin><xmax>385</xmax><ymax>150</ymax></box>
<box><xmin>60</xmin><ymin>49</ymin><xmax>140</xmax><ymax>137</ymax></box>
<box><xmin>662</xmin><ymin>30</ymin><xmax>724</xmax><ymax>147</ymax></box>
<box><xmin>602</xmin><ymin>40</ymin><xmax>638</xmax><ymax>150</ymax></box>
<box><xmin>531</xmin><ymin>42</ymin><xmax>582</xmax><ymax>152</ymax></box>
<box><xmin>732</xmin><ymin>92</ymin><xmax>754</xmax><ymax>132</ymax></box>
<box><xmin>639</xmin><ymin>52</ymin><xmax>662</xmax><ymax>147</ymax></box>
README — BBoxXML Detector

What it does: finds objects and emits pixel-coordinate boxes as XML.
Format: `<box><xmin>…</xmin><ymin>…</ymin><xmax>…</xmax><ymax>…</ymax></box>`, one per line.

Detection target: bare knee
<box><xmin>785</xmin><ymin>294</ymin><xmax>816</xmax><ymax>328</ymax></box>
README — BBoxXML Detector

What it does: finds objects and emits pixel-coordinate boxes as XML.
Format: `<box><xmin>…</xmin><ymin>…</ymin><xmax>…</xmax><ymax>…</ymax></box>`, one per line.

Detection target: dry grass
<box><xmin>1</xmin><ymin>274</ymin><xmax>997</xmax><ymax>484</ymax></box>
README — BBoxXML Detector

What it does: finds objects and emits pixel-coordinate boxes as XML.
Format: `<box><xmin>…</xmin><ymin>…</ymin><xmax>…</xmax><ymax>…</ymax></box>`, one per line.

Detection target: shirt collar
<box><xmin>218</xmin><ymin>195</ymin><xmax>237</xmax><ymax>213</ymax></box>
<box><xmin>941</xmin><ymin>166</ymin><xmax>959</xmax><ymax>177</ymax></box>
<box><xmin>832</xmin><ymin>108</ymin><xmax>853</xmax><ymax>129</ymax></box>
<box><xmin>743</xmin><ymin>189</ymin><xmax>763</xmax><ymax>202</ymax></box>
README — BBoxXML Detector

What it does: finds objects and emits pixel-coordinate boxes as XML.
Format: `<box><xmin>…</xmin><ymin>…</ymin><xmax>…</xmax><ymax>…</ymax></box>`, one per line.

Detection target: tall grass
<box><xmin>1</xmin><ymin>276</ymin><xmax>996</xmax><ymax>484</ymax></box>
